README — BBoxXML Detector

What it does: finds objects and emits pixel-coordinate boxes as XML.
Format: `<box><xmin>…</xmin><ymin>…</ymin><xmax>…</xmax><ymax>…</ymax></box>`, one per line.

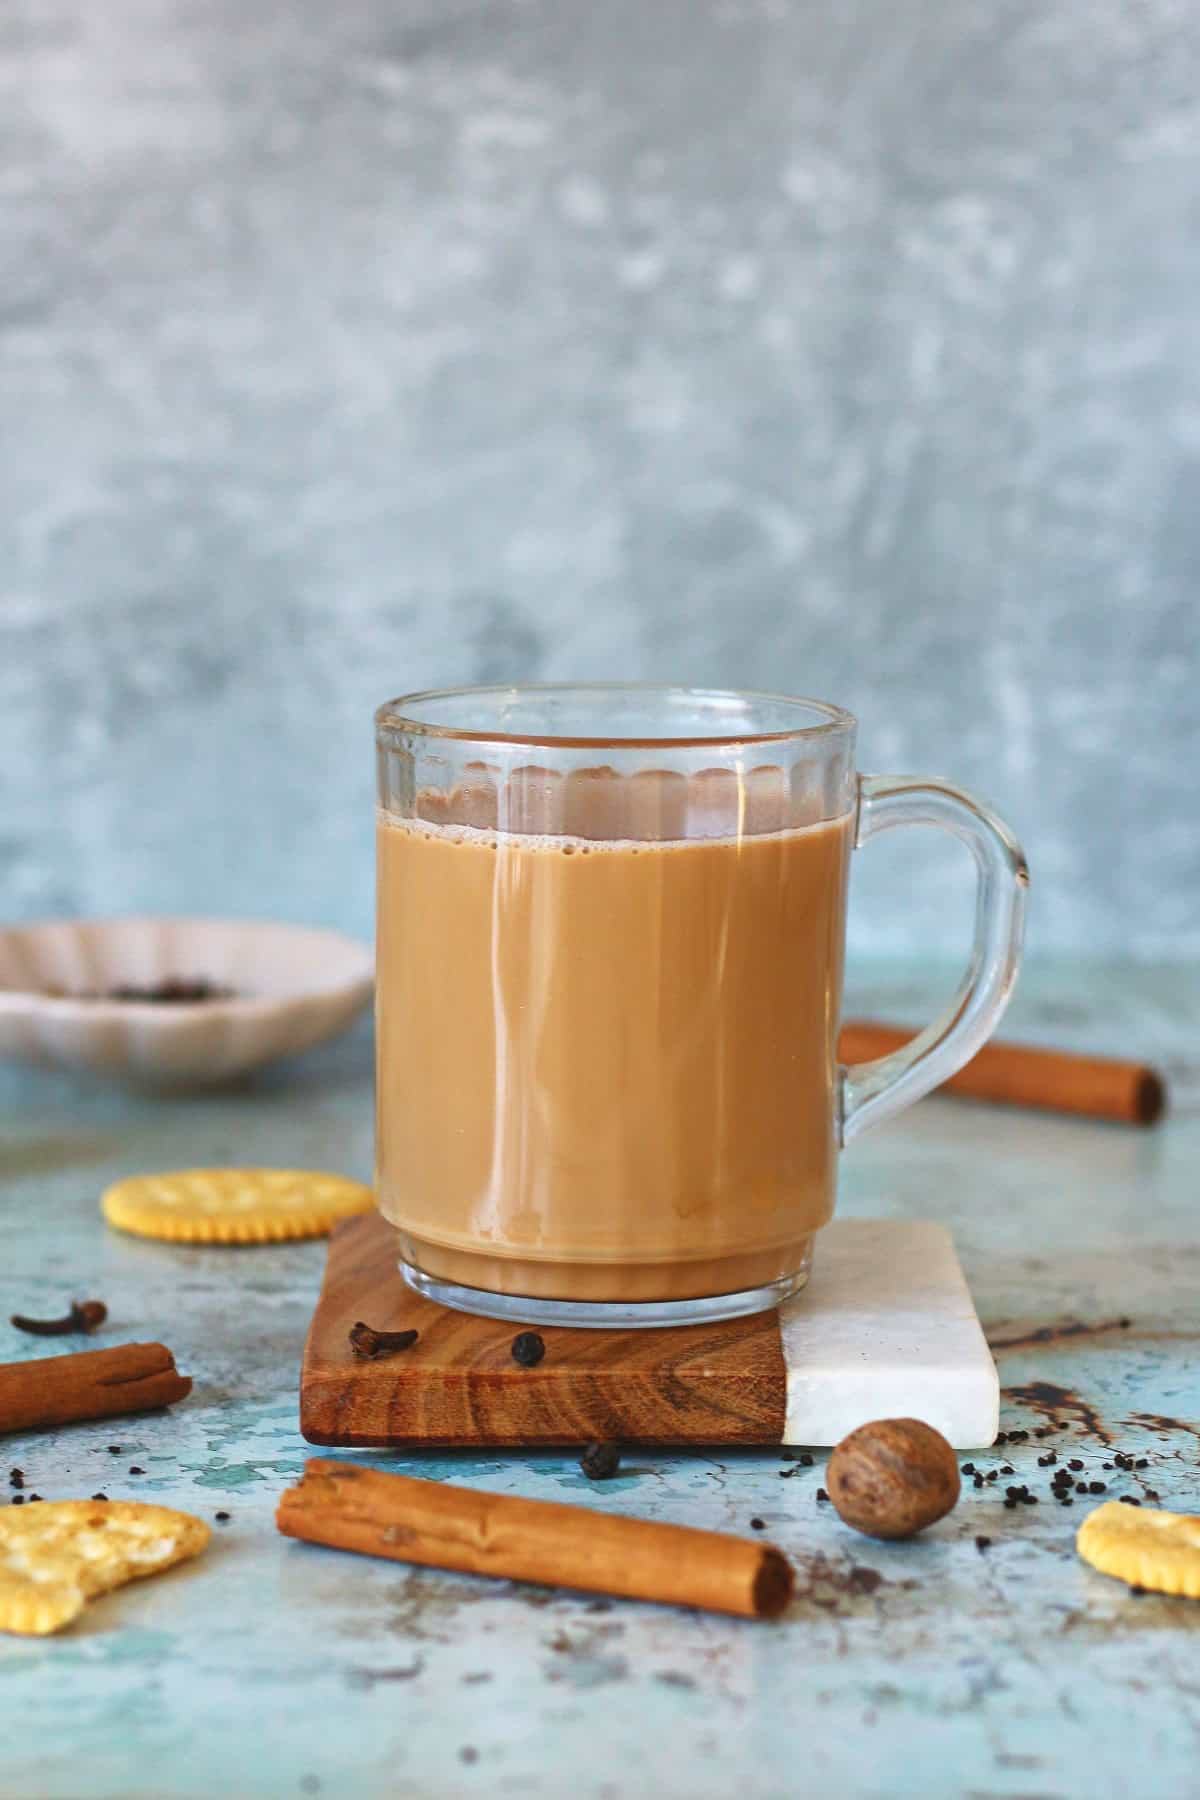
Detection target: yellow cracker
<box><xmin>101</xmin><ymin>1168</ymin><xmax>374</xmax><ymax>1244</ymax></box>
<box><xmin>0</xmin><ymin>1500</ymin><xmax>211</xmax><ymax>1635</ymax></box>
<box><xmin>1077</xmin><ymin>1500</ymin><xmax>1200</xmax><ymax>1598</ymax></box>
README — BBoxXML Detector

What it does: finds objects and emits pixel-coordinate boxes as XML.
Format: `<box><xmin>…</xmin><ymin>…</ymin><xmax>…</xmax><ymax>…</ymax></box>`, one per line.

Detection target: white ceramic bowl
<box><xmin>0</xmin><ymin>918</ymin><xmax>373</xmax><ymax>1083</ymax></box>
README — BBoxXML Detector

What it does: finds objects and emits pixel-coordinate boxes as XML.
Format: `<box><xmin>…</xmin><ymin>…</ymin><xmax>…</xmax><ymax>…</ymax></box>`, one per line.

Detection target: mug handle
<box><xmin>840</xmin><ymin>775</ymin><xmax>1029</xmax><ymax>1145</ymax></box>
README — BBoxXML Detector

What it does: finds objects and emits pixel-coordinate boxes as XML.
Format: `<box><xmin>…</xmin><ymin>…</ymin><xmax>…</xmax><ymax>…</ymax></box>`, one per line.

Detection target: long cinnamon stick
<box><xmin>0</xmin><ymin>1342</ymin><xmax>192</xmax><ymax>1434</ymax></box>
<box><xmin>277</xmin><ymin>1460</ymin><xmax>794</xmax><ymax>1620</ymax></box>
<box><xmin>838</xmin><ymin>1020</ymin><xmax>1165</xmax><ymax>1126</ymax></box>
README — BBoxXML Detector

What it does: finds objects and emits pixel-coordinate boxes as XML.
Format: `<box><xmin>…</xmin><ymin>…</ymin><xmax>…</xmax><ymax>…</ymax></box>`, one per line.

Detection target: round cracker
<box><xmin>1077</xmin><ymin>1499</ymin><xmax>1200</xmax><ymax>1598</ymax></box>
<box><xmin>102</xmin><ymin>1168</ymin><xmax>374</xmax><ymax>1244</ymax></box>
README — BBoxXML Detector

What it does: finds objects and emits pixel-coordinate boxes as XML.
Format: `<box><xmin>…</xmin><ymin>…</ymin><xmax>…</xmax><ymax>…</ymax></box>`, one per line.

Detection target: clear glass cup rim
<box><xmin>375</xmin><ymin>683</ymin><xmax>857</xmax><ymax>750</ymax></box>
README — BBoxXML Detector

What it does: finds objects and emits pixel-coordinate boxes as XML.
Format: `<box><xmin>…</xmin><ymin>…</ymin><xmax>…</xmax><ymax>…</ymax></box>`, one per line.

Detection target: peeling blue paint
<box><xmin>0</xmin><ymin>965</ymin><xmax>1198</xmax><ymax>1798</ymax></box>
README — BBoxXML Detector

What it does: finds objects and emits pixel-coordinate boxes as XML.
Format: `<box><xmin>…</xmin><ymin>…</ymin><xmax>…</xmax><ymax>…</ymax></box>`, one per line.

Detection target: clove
<box><xmin>348</xmin><ymin>1321</ymin><xmax>419</xmax><ymax>1361</ymax></box>
<box><xmin>10</xmin><ymin>1300</ymin><xmax>108</xmax><ymax>1337</ymax></box>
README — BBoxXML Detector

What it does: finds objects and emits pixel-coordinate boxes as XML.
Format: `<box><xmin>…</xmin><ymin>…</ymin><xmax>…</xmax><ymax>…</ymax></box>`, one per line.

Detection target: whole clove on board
<box><xmin>348</xmin><ymin>1322</ymin><xmax>419</xmax><ymax>1361</ymax></box>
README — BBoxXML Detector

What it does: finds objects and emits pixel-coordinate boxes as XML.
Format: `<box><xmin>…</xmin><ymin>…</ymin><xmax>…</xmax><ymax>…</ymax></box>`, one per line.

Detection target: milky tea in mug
<box><xmin>375</xmin><ymin>687</ymin><xmax>1026</xmax><ymax>1328</ymax></box>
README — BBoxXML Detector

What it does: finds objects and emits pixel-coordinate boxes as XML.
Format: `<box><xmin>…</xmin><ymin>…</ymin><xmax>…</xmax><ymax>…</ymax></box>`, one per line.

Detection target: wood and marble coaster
<box><xmin>299</xmin><ymin>1211</ymin><xmax>997</xmax><ymax>1450</ymax></box>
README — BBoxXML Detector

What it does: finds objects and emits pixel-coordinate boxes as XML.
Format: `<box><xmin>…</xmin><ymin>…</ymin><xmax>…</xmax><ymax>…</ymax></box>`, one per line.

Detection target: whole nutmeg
<box><xmin>826</xmin><ymin>1418</ymin><xmax>960</xmax><ymax>1540</ymax></box>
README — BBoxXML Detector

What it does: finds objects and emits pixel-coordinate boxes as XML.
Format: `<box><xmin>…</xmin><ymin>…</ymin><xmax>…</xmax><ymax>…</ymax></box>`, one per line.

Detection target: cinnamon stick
<box><xmin>277</xmin><ymin>1460</ymin><xmax>794</xmax><ymax>1620</ymax></box>
<box><xmin>0</xmin><ymin>1342</ymin><xmax>192</xmax><ymax>1435</ymax></box>
<box><xmin>838</xmin><ymin>1021</ymin><xmax>1166</xmax><ymax>1126</ymax></box>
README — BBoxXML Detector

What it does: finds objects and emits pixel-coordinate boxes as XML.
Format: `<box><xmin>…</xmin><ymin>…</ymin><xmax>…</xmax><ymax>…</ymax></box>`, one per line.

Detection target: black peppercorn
<box><xmin>579</xmin><ymin>1442</ymin><xmax>621</xmax><ymax>1481</ymax></box>
<box><xmin>510</xmin><ymin>1331</ymin><xmax>545</xmax><ymax>1368</ymax></box>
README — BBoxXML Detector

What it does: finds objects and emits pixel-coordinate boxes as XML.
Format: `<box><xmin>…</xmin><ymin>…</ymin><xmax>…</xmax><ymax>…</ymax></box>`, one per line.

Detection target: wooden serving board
<box><xmin>299</xmin><ymin>1211</ymin><xmax>998</xmax><ymax>1448</ymax></box>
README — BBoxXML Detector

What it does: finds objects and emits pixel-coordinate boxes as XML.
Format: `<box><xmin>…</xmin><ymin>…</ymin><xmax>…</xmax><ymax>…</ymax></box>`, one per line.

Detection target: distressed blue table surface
<box><xmin>1</xmin><ymin>960</ymin><xmax>1197</xmax><ymax>1800</ymax></box>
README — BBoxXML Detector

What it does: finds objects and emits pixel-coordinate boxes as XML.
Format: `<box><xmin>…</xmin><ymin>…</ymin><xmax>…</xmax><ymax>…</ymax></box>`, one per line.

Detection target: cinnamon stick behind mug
<box><xmin>0</xmin><ymin>1342</ymin><xmax>192</xmax><ymax>1435</ymax></box>
<box><xmin>838</xmin><ymin>1022</ymin><xmax>1165</xmax><ymax>1126</ymax></box>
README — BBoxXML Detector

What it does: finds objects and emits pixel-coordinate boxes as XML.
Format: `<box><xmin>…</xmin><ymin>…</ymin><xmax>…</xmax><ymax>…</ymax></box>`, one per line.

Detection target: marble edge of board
<box><xmin>780</xmin><ymin>1219</ymin><xmax>999</xmax><ymax>1448</ymax></box>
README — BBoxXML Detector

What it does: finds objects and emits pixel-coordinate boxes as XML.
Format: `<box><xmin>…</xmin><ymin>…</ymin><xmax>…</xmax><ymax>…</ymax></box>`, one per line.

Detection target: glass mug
<box><xmin>375</xmin><ymin>685</ymin><xmax>1027</xmax><ymax>1328</ymax></box>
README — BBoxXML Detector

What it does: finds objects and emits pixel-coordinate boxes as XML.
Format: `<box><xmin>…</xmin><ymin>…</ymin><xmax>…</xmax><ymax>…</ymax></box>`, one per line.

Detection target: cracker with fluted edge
<box><xmin>0</xmin><ymin>1500</ymin><xmax>211</xmax><ymax>1635</ymax></box>
<box><xmin>102</xmin><ymin>1167</ymin><xmax>374</xmax><ymax>1245</ymax></box>
<box><xmin>1077</xmin><ymin>1500</ymin><xmax>1200</xmax><ymax>1598</ymax></box>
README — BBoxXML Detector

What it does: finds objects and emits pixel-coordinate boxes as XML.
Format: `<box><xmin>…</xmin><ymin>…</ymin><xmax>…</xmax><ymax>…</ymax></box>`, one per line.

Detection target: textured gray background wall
<box><xmin>3</xmin><ymin>0</ymin><xmax>1198</xmax><ymax>958</ymax></box>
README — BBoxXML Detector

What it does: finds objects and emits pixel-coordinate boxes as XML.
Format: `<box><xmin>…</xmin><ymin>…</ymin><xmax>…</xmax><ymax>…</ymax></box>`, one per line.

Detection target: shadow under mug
<box><xmin>375</xmin><ymin>685</ymin><xmax>1027</xmax><ymax>1328</ymax></box>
